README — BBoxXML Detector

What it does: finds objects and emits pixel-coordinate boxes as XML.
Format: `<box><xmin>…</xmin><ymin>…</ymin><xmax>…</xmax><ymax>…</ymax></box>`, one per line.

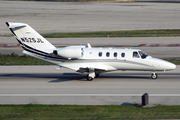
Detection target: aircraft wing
<box><xmin>60</xmin><ymin>62</ymin><xmax>117</xmax><ymax>73</ymax></box>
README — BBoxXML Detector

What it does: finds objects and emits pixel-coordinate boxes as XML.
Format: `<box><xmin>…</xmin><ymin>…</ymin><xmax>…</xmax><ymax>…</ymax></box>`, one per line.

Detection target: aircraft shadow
<box><xmin>0</xmin><ymin>73</ymin><xmax>150</xmax><ymax>83</ymax></box>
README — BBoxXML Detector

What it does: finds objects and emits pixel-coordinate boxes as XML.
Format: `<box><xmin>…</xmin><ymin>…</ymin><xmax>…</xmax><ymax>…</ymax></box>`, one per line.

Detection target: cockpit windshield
<box><xmin>138</xmin><ymin>51</ymin><xmax>149</xmax><ymax>59</ymax></box>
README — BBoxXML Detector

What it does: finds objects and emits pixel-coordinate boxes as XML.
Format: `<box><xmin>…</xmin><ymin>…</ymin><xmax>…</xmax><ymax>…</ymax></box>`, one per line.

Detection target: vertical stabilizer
<box><xmin>6</xmin><ymin>22</ymin><xmax>55</xmax><ymax>53</ymax></box>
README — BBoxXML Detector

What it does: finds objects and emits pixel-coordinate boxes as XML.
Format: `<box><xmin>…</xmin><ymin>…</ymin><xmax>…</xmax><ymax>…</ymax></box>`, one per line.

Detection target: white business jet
<box><xmin>6</xmin><ymin>22</ymin><xmax>176</xmax><ymax>81</ymax></box>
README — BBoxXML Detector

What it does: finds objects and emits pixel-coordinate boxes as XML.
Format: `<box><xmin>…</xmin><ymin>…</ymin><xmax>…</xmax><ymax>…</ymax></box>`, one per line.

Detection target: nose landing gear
<box><xmin>151</xmin><ymin>72</ymin><xmax>158</xmax><ymax>79</ymax></box>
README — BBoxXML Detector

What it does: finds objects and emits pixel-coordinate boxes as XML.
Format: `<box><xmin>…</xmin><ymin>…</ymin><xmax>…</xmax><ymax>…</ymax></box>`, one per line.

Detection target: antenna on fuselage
<box><xmin>87</xmin><ymin>43</ymin><xmax>92</xmax><ymax>48</ymax></box>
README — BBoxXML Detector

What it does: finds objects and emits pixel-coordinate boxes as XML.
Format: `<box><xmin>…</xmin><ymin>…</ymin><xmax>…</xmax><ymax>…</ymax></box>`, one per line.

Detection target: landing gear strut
<box><xmin>151</xmin><ymin>72</ymin><xmax>158</xmax><ymax>79</ymax></box>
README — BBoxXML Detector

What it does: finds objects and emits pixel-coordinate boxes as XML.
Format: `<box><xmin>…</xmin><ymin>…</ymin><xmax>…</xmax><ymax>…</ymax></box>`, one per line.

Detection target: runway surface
<box><xmin>0</xmin><ymin>65</ymin><xmax>180</xmax><ymax>105</ymax></box>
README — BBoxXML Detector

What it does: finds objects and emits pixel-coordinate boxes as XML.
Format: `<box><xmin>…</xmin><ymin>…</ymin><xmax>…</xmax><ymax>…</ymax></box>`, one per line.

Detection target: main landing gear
<box><xmin>86</xmin><ymin>74</ymin><xmax>93</xmax><ymax>81</ymax></box>
<box><xmin>86</xmin><ymin>68</ymin><xmax>95</xmax><ymax>81</ymax></box>
<box><xmin>151</xmin><ymin>72</ymin><xmax>158</xmax><ymax>80</ymax></box>
<box><xmin>86</xmin><ymin>68</ymin><xmax>100</xmax><ymax>81</ymax></box>
<box><xmin>86</xmin><ymin>73</ymin><xmax>99</xmax><ymax>81</ymax></box>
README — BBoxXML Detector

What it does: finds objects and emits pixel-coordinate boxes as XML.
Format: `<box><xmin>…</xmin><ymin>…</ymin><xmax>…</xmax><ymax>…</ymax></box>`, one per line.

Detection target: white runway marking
<box><xmin>0</xmin><ymin>94</ymin><xmax>180</xmax><ymax>97</ymax></box>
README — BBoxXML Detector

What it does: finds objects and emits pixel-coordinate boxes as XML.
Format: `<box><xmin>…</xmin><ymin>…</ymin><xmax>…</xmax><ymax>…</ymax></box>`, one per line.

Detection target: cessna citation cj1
<box><xmin>6</xmin><ymin>22</ymin><xmax>176</xmax><ymax>81</ymax></box>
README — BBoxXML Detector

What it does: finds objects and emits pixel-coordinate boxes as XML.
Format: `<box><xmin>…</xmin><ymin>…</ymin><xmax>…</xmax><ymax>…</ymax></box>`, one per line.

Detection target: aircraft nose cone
<box><xmin>166</xmin><ymin>62</ymin><xmax>176</xmax><ymax>70</ymax></box>
<box><xmin>153</xmin><ymin>58</ymin><xmax>176</xmax><ymax>71</ymax></box>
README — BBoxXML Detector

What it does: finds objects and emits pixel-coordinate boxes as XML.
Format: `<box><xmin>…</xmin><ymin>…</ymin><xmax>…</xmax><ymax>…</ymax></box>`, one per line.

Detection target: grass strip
<box><xmin>0</xmin><ymin>53</ymin><xmax>50</xmax><ymax>65</ymax></box>
<box><xmin>0</xmin><ymin>105</ymin><xmax>180</xmax><ymax>119</ymax></box>
<box><xmin>166</xmin><ymin>59</ymin><xmax>180</xmax><ymax>65</ymax></box>
<box><xmin>42</xmin><ymin>29</ymin><xmax>180</xmax><ymax>38</ymax></box>
<box><xmin>0</xmin><ymin>53</ymin><xmax>179</xmax><ymax>65</ymax></box>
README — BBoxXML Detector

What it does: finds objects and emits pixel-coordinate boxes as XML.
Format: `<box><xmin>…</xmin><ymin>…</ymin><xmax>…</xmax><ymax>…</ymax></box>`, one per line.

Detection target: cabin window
<box><xmin>114</xmin><ymin>52</ymin><xmax>117</xmax><ymax>57</ymax></box>
<box><xmin>133</xmin><ymin>51</ymin><xmax>140</xmax><ymax>58</ymax></box>
<box><xmin>106</xmin><ymin>52</ymin><xmax>110</xmax><ymax>57</ymax></box>
<box><xmin>121</xmin><ymin>53</ymin><xmax>125</xmax><ymax>57</ymax></box>
<box><xmin>99</xmin><ymin>52</ymin><xmax>102</xmax><ymax>57</ymax></box>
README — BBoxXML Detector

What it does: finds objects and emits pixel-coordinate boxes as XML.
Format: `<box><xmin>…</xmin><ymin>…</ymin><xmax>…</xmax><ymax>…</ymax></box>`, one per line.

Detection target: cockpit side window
<box><xmin>138</xmin><ymin>51</ymin><xmax>149</xmax><ymax>59</ymax></box>
<box><xmin>133</xmin><ymin>51</ymin><xmax>140</xmax><ymax>58</ymax></box>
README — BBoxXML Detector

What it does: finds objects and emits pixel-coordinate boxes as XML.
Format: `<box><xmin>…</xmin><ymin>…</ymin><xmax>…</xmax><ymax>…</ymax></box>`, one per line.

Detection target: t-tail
<box><xmin>6</xmin><ymin>22</ymin><xmax>56</xmax><ymax>54</ymax></box>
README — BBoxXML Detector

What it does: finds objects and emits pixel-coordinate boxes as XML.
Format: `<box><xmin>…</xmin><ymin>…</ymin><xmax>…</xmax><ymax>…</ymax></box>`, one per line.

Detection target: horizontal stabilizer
<box><xmin>6</xmin><ymin>22</ymin><xmax>26</xmax><ymax>29</ymax></box>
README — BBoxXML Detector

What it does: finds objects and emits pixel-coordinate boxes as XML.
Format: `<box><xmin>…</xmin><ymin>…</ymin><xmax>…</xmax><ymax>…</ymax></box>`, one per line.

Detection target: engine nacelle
<box><xmin>53</xmin><ymin>46</ymin><xmax>85</xmax><ymax>59</ymax></box>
